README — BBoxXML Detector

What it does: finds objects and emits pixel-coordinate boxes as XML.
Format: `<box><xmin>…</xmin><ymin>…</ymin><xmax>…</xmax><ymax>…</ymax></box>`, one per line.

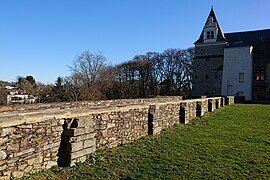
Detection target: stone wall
<box><xmin>0</xmin><ymin>96</ymin><xmax>234</xmax><ymax>178</ymax></box>
<box><xmin>192</xmin><ymin>43</ymin><xmax>228</xmax><ymax>97</ymax></box>
<box><xmin>0</xmin><ymin>118</ymin><xmax>63</xmax><ymax>178</ymax></box>
<box><xmin>0</xmin><ymin>96</ymin><xmax>183</xmax><ymax>114</ymax></box>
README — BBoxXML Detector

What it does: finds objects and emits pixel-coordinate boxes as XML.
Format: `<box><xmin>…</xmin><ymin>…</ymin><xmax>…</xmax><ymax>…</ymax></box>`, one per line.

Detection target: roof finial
<box><xmin>211</xmin><ymin>5</ymin><xmax>214</xmax><ymax>10</ymax></box>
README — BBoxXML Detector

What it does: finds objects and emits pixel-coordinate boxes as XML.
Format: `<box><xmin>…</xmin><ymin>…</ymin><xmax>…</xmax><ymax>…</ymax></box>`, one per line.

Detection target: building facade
<box><xmin>192</xmin><ymin>8</ymin><xmax>270</xmax><ymax>100</ymax></box>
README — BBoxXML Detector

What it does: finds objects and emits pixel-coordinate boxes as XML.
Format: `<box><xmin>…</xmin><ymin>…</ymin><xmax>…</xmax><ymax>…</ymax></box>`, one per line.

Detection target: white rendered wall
<box><xmin>222</xmin><ymin>46</ymin><xmax>253</xmax><ymax>100</ymax></box>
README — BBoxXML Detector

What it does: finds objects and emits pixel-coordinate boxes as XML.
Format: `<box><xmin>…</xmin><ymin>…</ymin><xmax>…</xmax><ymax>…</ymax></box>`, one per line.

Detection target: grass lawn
<box><xmin>24</xmin><ymin>104</ymin><xmax>270</xmax><ymax>179</ymax></box>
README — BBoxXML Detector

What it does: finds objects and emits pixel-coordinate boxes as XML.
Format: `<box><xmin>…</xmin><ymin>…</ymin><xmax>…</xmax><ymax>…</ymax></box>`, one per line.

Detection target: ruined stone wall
<box><xmin>0</xmin><ymin>96</ymin><xmax>234</xmax><ymax>178</ymax></box>
<box><xmin>158</xmin><ymin>103</ymin><xmax>181</xmax><ymax>129</ymax></box>
<box><xmin>94</xmin><ymin>107</ymin><xmax>149</xmax><ymax>149</ymax></box>
<box><xmin>0</xmin><ymin>96</ymin><xmax>183</xmax><ymax>113</ymax></box>
<box><xmin>0</xmin><ymin>118</ymin><xmax>63</xmax><ymax>178</ymax></box>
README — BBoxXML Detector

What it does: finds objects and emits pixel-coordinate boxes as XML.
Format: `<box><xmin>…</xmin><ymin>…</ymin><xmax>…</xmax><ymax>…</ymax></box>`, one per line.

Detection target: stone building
<box><xmin>192</xmin><ymin>8</ymin><xmax>270</xmax><ymax>100</ymax></box>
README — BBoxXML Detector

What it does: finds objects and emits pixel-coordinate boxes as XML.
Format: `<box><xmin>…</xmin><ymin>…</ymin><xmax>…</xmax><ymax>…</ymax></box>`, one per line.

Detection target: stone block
<box><xmin>1</xmin><ymin>127</ymin><xmax>16</xmax><ymax>137</ymax></box>
<box><xmin>0</xmin><ymin>160</ymin><xmax>6</xmax><ymax>166</ymax></box>
<box><xmin>43</xmin><ymin>142</ymin><xmax>61</xmax><ymax>151</ymax></box>
<box><xmin>19</xmin><ymin>124</ymin><xmax>32</xmax><ymax>129</ymax></box>
<box><xmin>71</xmin><ymin>141</ymin><xmax>83</xmax><ymax>152</ymax></box>
<box><xmin>24</xmin><ymin>165</ymin><xmax>33</xmax><ymax>173</ymax></box>
<box><xmin>153</xmin><ymin>127</ymin><xmax>162</xmax><ymax>135</ymax></box>
<box><xmin>71</xmin><ymin>146</ymin><xmax>96</xmax><ymax>160</ymax></box>
<box><xmin>36</xmin><ymin>128</ymin><xmax>45</xmax><ymax>134</ymax></box>
<box><xmin>7</xmin><ymin>144</ymin><xmax>19</xmax><ymax>153</ymax></box>
<box><xmin>45</xmin><ymin>160</ymin><xmax>57</xmax><ymax>169</ymax></box>
<box><xmin>0</xmin><ymin>151</ymin><xmax>7</xmax><ymax>160</ymax></box>
<box><xmin>70</xmin><ymin>156</ymin><xmax>87</xmax><ymax>166</ymax></box>
<box><xmin>83</xmin><ymin>138</ymin><xmax>96</xmax><ymax>149</ymax></box>
<box><xmin>0</xmin><ymin>164</ymin><xmax>6</xmax><ymax>171</ymax></box>
<box><xmin>14</xmin><ymin>148</ymin><xmax>35</xmax><ymax>157</ymax></box>
<box><xmin>52</xmin><ymin>126</ymin><xmax>63</xmax><ymax>132</ymax></box>
<box><xmin>18</xmin><ymin>163</ymin><xmax>28</xmax><ymax>171</ymax></box>
<box><xmin>107</xmin><ymin>123</ymin><xmax>115</xmax><ymax>129</ymax></box>
<box><xmin>20</xmin><ymin>138</ymin><xmax>29</xmax><ymax>149</ymax></box>
<box><xmin>0</xmin><ymin>176</ymin><xmax>10</xmax><ymax>180</ymax></box>
<box><xmin>11</xmin><ymin>171</ymin><xmax>24</xmax><ymax>178</ymax></box>
<box><xmin>0</xmin><ymin>137</ymin><xmax>9</xmax><ymax>144</ymax></box>
<box><xmin>101</xmin><ymin>114</ymin><xmax>109</xmax><ymax>121</ymax></box>
<box><xmin>2</xmin><ymin>170</ymin><xmax>11</xmax><ymax>176</ymax></box>
<box><xmin>70</xmin><ymin>133</ymin><xmax>95</xmax><ymax>142</ymax></box>
<box><xmin>85</xmin><ymin>126</ymin><xmax>95</xmax><ymax>134</ymax></box>
<box><xmin>27</xmin><ymin>156</ymin><xmax>43</xmax><ymax>165</ymax></box>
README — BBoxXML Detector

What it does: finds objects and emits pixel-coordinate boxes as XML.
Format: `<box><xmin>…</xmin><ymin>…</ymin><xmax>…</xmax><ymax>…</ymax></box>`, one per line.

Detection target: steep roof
<box><xmin>194</xmin><ymin>8</ymin><xmax>227</xmax><ymax>44</ymax></box>
<box><xmin>225</xmin><ymin>29</ymin><xmax>270</xmax><ymax>47</ymax></box>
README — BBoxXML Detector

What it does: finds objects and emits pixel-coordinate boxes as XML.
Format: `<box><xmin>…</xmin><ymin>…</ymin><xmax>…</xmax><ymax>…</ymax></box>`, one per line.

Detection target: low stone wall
<box><xmin>0</xmin><ymin>96</ymin><xmax>183</xmax><ymax>113</ymax></box>
<box><xmin>0</xmin><ymin>96</ymin><xmax>234</xmax><ymax>178</ymax></box>
<box><xmin>0</xmin><ymin>119</ymin><xmax>63</xmax><ymax>178</ymax></box>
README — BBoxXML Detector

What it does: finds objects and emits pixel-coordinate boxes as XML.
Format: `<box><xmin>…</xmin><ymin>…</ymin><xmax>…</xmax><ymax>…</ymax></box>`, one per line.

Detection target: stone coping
<box><xmin>0</xmin><ymin>97</ymin><xmax>218</xmax><ymax>128</ymax></box>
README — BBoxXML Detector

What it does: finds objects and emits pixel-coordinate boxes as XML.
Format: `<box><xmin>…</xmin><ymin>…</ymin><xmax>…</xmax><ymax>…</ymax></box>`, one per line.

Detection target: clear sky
<box><xmin>0</xmin><ymin>0</ymin><xmax>269</xmax><ymax>84</ymax></box>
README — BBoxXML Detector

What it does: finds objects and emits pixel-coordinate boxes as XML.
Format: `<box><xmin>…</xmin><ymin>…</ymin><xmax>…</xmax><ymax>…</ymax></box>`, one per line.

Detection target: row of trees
<box><xmin>47</xmin><ymin>48</ymin><xmax>194</xmax><ymax>102</ymax></box>
<box><xmin>0</xmin><ymin>48</ymin><xmax>194</xmax><ymax>104</ymax></box>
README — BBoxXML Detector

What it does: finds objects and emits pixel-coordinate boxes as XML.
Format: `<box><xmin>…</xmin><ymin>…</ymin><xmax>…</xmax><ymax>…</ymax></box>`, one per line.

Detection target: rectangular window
<box><xmin>239</xmin><ymin>73</ymin><xmax>244</xmax><ymax>83</ymax></box>
<box><xmin>255</xmin><ymin>67</ymin><xmax>264</xmax><ymax>81</ymax></box>
<box><xmin>206</xmin><ymin>31</ymin><xmax>215</xmax><ymax>39</ymax></box>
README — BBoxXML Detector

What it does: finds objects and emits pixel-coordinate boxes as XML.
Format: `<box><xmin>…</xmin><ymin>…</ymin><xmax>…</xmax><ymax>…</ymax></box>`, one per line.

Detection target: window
<box><xmin>205</xmin><ymin>75</ymin><xmax>209</xmax><ymax>79</ymax></box>
<box><xmin>206</xmin><ymin>31</ymin><xmax>215</xmax><ymax>39</ymax></box>
<box><xmin>255</xmin><ymin>67</ymin><xmax>264</xmax><ymax>81</ymax></box>
<box><xmin>195</xmin><ymin>75</ymin><xmax>199</xmax><ymax>79</ymax></box>
<box><xmin>239</xmin><ymin>73</ymin><xmax>244</xmax><ymax>83</ymax></box>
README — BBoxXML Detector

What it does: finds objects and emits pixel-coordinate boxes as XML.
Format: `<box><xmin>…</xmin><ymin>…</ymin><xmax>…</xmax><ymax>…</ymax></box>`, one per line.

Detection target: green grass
<box><xmin>24</xmin><ymin>104</ymin><xmax>270</xmax><ymax>179</ymax></box>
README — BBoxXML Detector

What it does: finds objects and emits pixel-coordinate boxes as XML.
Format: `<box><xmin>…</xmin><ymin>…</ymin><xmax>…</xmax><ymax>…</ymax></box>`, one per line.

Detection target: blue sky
<box><xmin>0</xmin><ymin>0</ymin><xmax>269</xmax><ymax>83</ymax></box>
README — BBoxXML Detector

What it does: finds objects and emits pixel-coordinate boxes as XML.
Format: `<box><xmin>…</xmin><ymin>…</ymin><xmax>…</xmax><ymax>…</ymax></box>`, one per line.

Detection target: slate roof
<box><xmin>194</xmin><ymin>8</ymin><xmax>227</xmax><ymax>44</ymax></box>
<box><xmin>194</xmin><ymin>8</ymin><xmax>270</xmax><ymax>46</ymax></box>
<box><xmin>225</xmin><ymin>29</ymin><xmax>270</xmax><ymax>47</ymax></box>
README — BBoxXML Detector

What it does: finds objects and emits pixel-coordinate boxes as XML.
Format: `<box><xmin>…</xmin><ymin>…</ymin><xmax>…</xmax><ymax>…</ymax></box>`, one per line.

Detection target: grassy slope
<box><xmin>25</xmin><ymin>104</ymin><xmax>270</xmax><ymax>179</ymax></box>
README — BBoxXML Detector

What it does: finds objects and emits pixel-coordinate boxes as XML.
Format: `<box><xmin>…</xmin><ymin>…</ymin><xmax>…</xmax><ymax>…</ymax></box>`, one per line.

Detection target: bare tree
<box><xmin>69</xmin><ymin>51</ymin><xmax>106</xmax><ymax>85</ymax></box>
<box><xmin>68</xmin><ymin>50</ymin><xmax>107</xmax><ymax>100</ymax></box>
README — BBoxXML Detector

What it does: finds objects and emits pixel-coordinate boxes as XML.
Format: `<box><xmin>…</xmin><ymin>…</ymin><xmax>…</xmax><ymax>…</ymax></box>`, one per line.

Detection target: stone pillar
<box><xmin>148</xmin><ymin>104</ymin><xmax>161</xmax><ymax>135</ymax></box>
<box><xmin>208</xmin><ymin>99</ymin><xmax>214</xmax><ymax>112</ymax></box>
<box><xmin>225</xmin><ymin>96</ymin><xmax>235</xmax><ymax>105</ymax></box>
<box><xmin>220</xmin><ymin>97</ymin><xmax>225</xmax><ymax>107</ymax></box>
<box><xmin>196</xmin><ymin>101</ymin><xmax>202</xmax><ymax>117</ymax></box>
<box><xmin>215</xmin><ymin>99</ymin><xmax>220</xmax><ymax>109</ymax></box>
<box><xmin>59</xmin><ymin>117</ymin><xmax>96</xmax><ymax>167</ymax></box>
<box><xmin>196</xmin><ymin>100</ymin><xmax>208</xmax><ymax>117</ymax></box>
<box><xmin>180</xmin><ymin>102</ymin><xmax>187</xmax><ymax>124</ymax></box>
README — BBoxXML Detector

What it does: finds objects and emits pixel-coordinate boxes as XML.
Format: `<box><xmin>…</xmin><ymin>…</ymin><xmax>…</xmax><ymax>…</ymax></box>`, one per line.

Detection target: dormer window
<box><xmin>207</xmin><ymin>31</ymin><xmax>215</xmax><ymax>39</ymax></box>
<box><xmin>203</xmin><ymin>28</ymin><xmax>217</xmax><ymax>43</ymax></box>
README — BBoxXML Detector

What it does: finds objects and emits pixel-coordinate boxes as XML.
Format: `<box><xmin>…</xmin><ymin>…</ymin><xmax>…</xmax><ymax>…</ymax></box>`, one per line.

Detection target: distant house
<box><xmin>0</xmin><ymin>81</ymin><xmax>37</xmax><ymax>105</ymax></box>
<box><xmin>7</xmin><ymin>94</ymin><xmax>36</xmax><ymax>105</ymax></box>
<box><xmin>192</xmin><ymin>8</ymin><xmax>270</xmax><ymax>100</ymax></box>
